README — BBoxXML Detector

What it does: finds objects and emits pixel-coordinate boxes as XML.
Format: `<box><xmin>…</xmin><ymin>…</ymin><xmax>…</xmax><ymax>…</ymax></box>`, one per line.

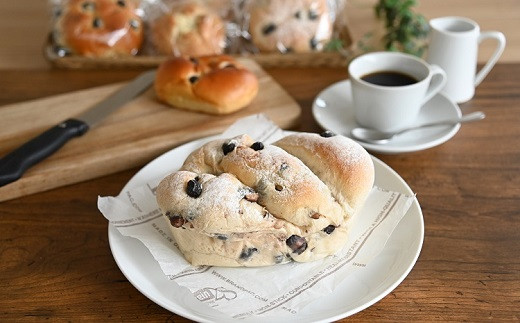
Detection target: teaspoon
<box><xmin>350</xmin><ymin>111</ymin><xmax>486</xmax><ymax>144</ymax></box>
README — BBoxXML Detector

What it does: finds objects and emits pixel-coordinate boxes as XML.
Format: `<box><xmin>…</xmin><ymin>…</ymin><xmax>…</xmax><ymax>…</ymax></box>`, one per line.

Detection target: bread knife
<box><xmin>0</xmin><ymin>70</ymin><xmax>156</xmax><ymax>187</ymax></box>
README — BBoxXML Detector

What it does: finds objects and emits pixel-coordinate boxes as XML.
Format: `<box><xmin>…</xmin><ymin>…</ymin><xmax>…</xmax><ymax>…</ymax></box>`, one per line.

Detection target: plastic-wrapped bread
<box><xmin>52</xmin><ymin>0</ymin><xmax>144</xmax><ymax>57</ymax></box>
<box><xmin>247</xmin><ymin>0</ymin><xmax>333</xmax><ymax>53</ymax></box>
<box><xmin>151</xmin><ymin>2</ymin><xmax>226</xmax><ymax>57</ymax></box>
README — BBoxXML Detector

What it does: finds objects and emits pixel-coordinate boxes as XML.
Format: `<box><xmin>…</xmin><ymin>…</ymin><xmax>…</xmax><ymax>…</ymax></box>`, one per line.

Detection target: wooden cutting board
<box><xmin>0</xmin><ymin>59</ymin><xmax>301</xmax><ymax>201</ymax></box>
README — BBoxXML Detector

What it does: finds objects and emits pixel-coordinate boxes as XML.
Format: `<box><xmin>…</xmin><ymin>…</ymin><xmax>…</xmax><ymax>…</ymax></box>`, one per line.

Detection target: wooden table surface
<box><xmin>1</xmin><ymin>64</ymin><xmax>519</xmax><ymax>321</ymax></box>
<box><xmin>1</xmin><ymin>0</ymin><xmax>520</xmax><ymax>321</ymax></box>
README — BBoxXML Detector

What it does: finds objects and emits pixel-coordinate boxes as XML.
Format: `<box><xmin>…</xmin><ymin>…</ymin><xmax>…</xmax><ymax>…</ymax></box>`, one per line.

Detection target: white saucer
<box><xmin>312</xmin><ymin>80</ymin><xmax>462</xmax><ymax>154</ymax></box>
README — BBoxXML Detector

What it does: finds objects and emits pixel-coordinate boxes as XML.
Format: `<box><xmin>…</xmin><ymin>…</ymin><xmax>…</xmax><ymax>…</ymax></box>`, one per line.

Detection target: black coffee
<box><xmin>361</xmin><ymin>71</ymin><xmax>418</xmax><ymax>86</ymax></box>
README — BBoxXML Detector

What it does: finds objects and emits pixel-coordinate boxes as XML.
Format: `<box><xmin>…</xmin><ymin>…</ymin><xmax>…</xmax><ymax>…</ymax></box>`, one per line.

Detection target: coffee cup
<box><xmin>348</xmin><ymin>51</ymin><xmax>447</xmax><ymax>133</ymax></box>
<box><xmin>426</xmin><ymin>16</ymin><xmax>506</xmax><ymax>103</ymax></box>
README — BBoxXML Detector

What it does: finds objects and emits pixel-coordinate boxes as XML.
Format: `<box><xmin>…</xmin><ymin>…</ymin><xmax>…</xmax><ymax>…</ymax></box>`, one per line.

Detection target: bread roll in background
<box><xmin>151</xmin><ymin>2</ymin><xmax>226</xmax><ymax>57</ymax></box>
<box><xmin>154</xmin><ymin>55</ymin><xmax>259</xmax><ymax>115</ymax></box>
<box><xmin>52</xmin><ymin>0</ymin><xmax>144</xmax><ymax>57</ymax></box>
<box><xmin>247</xmin><ymin>0</ymin><xmax>333</xmax><ymax>53</ymax></box>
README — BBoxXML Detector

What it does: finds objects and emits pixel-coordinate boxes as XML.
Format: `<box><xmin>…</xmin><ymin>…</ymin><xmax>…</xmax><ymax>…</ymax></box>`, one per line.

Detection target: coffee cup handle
<box><xmin>422</xmin><ymin>65</ymin><xmax>447</xmax><ymax>105</ymax></box>
<box><xmin>475</xmin><ymin>31</ymin><xmax>506</xmax><ymax>86</ymax></box>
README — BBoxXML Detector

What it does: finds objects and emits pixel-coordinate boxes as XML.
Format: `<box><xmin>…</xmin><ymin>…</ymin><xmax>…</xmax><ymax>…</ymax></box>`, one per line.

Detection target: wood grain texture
<box><xmin>1</xmin><ymin>64</ymin><xmax>519</xmax><ymax>321</ymax></box>
<box><xmin>0</xmin><ymin>59</ymin><xmax>301</xmax><ymax>201</ymax></box>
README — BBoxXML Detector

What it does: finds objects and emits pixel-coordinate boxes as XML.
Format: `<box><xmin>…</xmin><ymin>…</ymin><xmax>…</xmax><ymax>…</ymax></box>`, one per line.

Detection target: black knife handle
<box><xmin>0</xmin><ymin>119</ymin><xmax>89</xmax><ymax>187</ymax></box>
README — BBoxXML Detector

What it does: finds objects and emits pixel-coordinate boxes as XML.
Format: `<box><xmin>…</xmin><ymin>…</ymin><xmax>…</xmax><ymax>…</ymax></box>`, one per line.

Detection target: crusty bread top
<box><xmin>180</xmin><ymin>134</ymin><xmax>346</xmax><ymax>230</ymax></box>
<box><xmin>274</xmin><ymin>132</ymin><xmax>375</xmax><ymax>216</ymax></box>
<box><xmin>156</xmin><ymin>171</ymin><xmax>294</xmax><ymax>235</ymax></box>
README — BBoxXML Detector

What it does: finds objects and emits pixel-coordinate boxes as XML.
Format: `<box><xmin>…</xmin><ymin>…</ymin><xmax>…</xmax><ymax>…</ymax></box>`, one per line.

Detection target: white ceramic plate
<box><xmin>108</xmin><ymin>135</ymin><xmax>424</xmax><ymax>322</ymax></box>
<box><xmin>312</xmin><ymin>80</ymin><xmax>462</xmax><ymax>154</ymax></box>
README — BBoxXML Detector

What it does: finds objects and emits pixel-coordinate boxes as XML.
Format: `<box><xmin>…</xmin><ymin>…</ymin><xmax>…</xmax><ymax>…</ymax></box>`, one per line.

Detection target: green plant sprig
<box><xmin>375</xmin><ymin>0</ymin><xmax>429</xmax><ymax>57</ymax></box>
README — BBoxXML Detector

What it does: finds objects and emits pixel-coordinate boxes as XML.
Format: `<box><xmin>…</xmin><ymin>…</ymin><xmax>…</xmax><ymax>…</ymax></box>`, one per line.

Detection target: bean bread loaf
<box><xmin>156</xmin><ymin>132</ymin><xmax>374</xmax><ymax>267</ymax></box>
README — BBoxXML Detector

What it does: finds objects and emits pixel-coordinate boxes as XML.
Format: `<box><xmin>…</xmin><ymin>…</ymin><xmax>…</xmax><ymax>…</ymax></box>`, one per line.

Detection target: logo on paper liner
<box><xmin>193</xmin><ymin>287</ymin><xmax>237</xmax><ymax>303</ymax></box>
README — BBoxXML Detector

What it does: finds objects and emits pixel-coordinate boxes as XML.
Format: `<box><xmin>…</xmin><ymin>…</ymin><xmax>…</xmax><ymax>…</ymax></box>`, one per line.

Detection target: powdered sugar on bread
<box><xmin>156</xmin><ymin>132</ymin><xmax>375</xmax><ymax>267</ymax></box>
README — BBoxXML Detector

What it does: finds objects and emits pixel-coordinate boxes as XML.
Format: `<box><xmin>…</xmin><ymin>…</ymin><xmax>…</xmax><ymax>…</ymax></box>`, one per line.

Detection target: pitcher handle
<box><xmin>475</xmin><ymin>31</ymin><xmax>506</xmax><ymax>86</ymax></box>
